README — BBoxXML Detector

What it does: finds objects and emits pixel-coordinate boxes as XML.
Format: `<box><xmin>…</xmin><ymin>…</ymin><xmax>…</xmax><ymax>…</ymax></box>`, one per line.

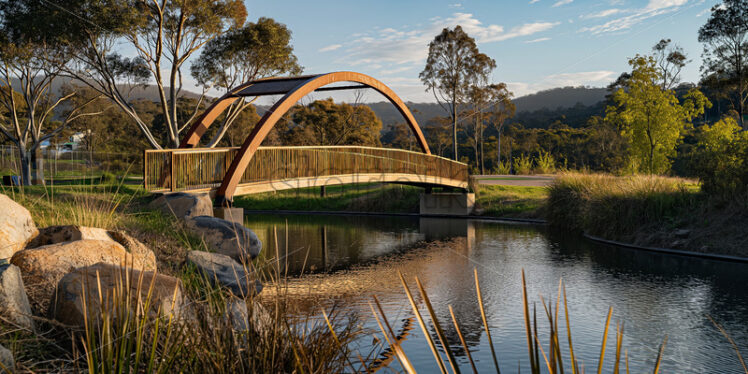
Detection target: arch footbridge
<box><xmin>143</xmin><ymin>72</ymin><xmax>468</xmax><ymax>204</ymax></box>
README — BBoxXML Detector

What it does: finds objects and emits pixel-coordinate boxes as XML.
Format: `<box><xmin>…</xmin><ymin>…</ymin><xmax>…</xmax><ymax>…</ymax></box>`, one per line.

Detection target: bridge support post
<box><xmin>419</xmin><ymin>193</ymin><xmax>475</xmax><ymax>216</ymax></box>
<box><xmin>320</xmin><ymin>185</ymin><xmax>326</xmax><ymax>197</ymax></box>
<box><xmin>213</xmin><ymin>207</ymin><xmax>244</xmax><ymax>225</ymax></box>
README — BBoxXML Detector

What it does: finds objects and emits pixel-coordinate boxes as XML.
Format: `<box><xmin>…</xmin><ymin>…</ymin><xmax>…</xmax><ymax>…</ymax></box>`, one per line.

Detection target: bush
<box><xmin>513</xmin><ymin>154</ymin><xmax>533</xmax><ymax>175</ymax></box>
<box><xmin>494</xmin><ymin>160</ymin><xmax>511</xmax><ymax>174</ymax></box>
<box><xmin>692</xmin><ymin>117</ymin><xmax>748</xmax><ymax>200</ymax></box>
<box><xmin>534</xmin><ymin>150</ymin><xmax>556</xmax><ymax>174</ymax></box>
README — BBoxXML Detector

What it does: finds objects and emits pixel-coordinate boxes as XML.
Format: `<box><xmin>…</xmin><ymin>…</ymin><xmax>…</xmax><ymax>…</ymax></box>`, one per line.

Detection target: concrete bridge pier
<box><xmin>419</xmin><ymin>192</ymin><xmax>475</xmax><ymax>216</ymax></box>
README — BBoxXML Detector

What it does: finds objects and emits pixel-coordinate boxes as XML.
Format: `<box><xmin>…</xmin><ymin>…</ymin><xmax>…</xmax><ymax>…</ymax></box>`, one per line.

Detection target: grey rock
<box><xmin>674</xmin><ymin>229</ymin><xmax>691</xmax><ymax>238</ymax></box>
<box><xmin>186</xmin><ymin>216</ymin><xmax>261</xmax><ymax>262</ymax></box>
<box><xmin>149</xmin><ymin>192</ymin><xmax>213</xmax><ymax>219</ymax></box>
<box><xmin>186</xmin><ymin>251</ymin><xmax>262</xmax><ymax>297</ymax></box>
<box><xmin>0</xmin><ymin>193</ymin><xmax>38</xmax><ymax>259</ymax></box>
<box><xmin>49</xmin><ymin>263</ymin><xmax>186</xmax><ymax>328</ymax></box>
<box><xmin>0</xmin><ymin>264</ymin><xmax>33</xmax><ymax>331</ymax></box>
<box><xmin>226</xmin><ymin>299</ymin><xmax>249</xmax><ymax>331</ymax></box>
<box><xmin>0</xmin><ymin>344</ymin><xmax>13</xmax><ymax>372</ymax></box>
<box><xmin>226</xmin><ymin>299</ymin><xmax>272</xmax><ymax>335</ymax></box>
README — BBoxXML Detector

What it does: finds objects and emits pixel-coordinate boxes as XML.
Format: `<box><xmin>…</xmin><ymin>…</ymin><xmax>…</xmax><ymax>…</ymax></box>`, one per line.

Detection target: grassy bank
<box><xmin>546</xmin><ymin>173</ymin><xmax>748</xmax><ymax>257</ymax></box>
<box><xmin>234</xmin><ymin>182</ymin><xmax>547</xmax><ymax>218</ymax></box>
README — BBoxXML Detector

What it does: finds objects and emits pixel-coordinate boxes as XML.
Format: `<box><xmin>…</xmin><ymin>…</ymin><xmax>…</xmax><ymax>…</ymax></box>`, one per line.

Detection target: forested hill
<box><xmin>358</xmin><ymin>86</ymin><xmax>609</xmax><ymax>128</ymax></box>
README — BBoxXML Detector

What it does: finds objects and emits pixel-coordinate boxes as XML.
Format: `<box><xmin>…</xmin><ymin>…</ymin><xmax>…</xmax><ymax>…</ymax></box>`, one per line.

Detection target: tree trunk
<box><xmin>452</xmin><ymin>109</ymin><xmax>458</xmax><ymax>161</ymax></box>
<box><xmin>497</xmin><ymin>129</ymin><xmax>501</xmax><ymax>173</ymax></box>
<box><xmin>18</xmin><ymin>147</ymin><xmax>32</xmax><ymax>186</ymax></box>
<box><xmin>31</xmin><ymin>148</ymin><xmax>44</xmax><ymax>185</ymax></box>
<box><xmin>479</xmin><ymin>119</ymin><xmax>485</xmax><ymax>175</ymax></box>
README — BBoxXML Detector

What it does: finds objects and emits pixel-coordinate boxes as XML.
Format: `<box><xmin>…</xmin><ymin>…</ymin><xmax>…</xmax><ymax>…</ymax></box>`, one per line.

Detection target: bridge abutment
<box><xmin>419</xmin><ymin>193</ymin><xmax>475</xmax><ymax>216</ymax></box>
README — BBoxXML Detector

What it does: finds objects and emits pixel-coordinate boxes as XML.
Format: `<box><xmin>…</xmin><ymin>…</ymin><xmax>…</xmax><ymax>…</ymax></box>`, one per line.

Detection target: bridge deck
<box><xmin>144</xmin><ymin>146</ymin><xmax>468</xmax><ymax>195</ymax></box>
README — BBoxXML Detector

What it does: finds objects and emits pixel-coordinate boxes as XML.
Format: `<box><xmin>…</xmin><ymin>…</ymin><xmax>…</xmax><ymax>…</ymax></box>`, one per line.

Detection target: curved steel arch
<box><xmin>179</xmin><ymin>72</ymin><xmax>432</xmax><ymax>204</ymax></box>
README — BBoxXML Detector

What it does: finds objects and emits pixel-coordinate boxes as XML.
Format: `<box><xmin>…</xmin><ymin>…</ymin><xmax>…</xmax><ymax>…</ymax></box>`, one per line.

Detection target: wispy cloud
<box><xmin>552</xmin><ymin>0</ymin><xmax>573</xmax><ymax>7</ymax></box>
<box><xmin>580</xmin><ymin>0</ymin><xmax>690</xmax><ymax>34</ymax></box>
<box><xmin>529</xmin><ymin>0</ymin><xmax>540</xmax><ymax>3</ymax></box>
<box><xmin>332</xmin><ymin>13</ymin><xmax>559</xmax><ymax>66</ymax></box>
<box><xmin>319</xmin><ymin>44</ymin><xmax>342</xmax><ymax>52</ymax></box>
<box><xmin>448</xmin><ymin>3</ymin><xmax>463</xmax><ymax>8</ymax></box>
<box><xmin>581</xmin><ymin>8</ymin><xmax>622</xmax><ymax>19</ymax></box>
<box><xmin>525</xmin><ymin>37</ymin><xmax>551</xmax><ymax>43</ymax></box>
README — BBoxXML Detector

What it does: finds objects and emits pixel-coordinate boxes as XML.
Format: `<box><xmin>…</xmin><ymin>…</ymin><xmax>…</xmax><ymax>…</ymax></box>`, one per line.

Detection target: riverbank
<box><xmin>546</xmin><ymin>173</ymin><xmax>748</xmax><ymax>258</ymax></box>
<box><xmin>233</xmin><ymin>183</ymin><xmax>548</xmax><ymax>219</ymax></box>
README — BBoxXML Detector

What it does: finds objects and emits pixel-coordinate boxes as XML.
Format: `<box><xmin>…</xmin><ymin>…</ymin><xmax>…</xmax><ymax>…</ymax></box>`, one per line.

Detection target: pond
<box><xmin>245</xmin><ymin>213</ymin><xmax>748</xmax><ymax>373</ymax></box>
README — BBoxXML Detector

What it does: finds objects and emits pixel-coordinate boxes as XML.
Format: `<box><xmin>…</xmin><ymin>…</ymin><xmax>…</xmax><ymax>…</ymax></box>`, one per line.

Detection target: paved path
<box><xmin>473</xmin><ymin>174</ymin><xmax>555</xmax><ymax>187</ymax></box>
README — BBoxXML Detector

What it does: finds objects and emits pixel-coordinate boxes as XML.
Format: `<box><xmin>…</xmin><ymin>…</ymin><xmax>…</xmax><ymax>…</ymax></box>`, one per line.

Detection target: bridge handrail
<box><xmin>144</xmin><ymin>146</ymin><xmax>468</xmax><ymax>193</ymax></box>
<box><xmin>160</xmin><ymin>145</ymin><xmax>468</xmax><ymax>166</ymax></box>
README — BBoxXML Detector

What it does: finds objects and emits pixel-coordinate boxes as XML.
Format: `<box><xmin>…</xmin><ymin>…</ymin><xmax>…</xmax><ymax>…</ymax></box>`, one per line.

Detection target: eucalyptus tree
<box><xmin>191</xmin><ymin>17</ymin><xmax>302</xmax><ymax>147</ymax></box>
<box><xmin>4</xmin><ymin>0</ymin><xmax>248</xmax><ymax>149</ymax></box>
<box><xmin>0</xmin><ymin>9</ymin><xmax>101</xmax><ymax>185</ymax></box>
<box><xmin>420</xmin><ymin>26</ymin><xmax>496</xmax><ymax>160</ymax></box>
<box><xmin>698</xmin><ymin>0</ymin><xmax>748</xmax><ymax>129</ymax></box>
<box><xmin>484</xmin><ymin>83</ymin><xmax>515</xmax><ymax>173</ymax></box>
<box><xmin>652</xmin><ymin>38</ymin><xmax>689</xmax><ymax>90</ymax></box>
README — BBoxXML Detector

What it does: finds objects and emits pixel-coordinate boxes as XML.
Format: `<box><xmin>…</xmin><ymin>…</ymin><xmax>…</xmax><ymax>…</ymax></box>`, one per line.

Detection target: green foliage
<box><xmin>606</xmin><ymin>55</ymin><xmax>710</xmax><ymax>174</ymax></box>
<box><xmin>513</xmin><ymin>154</ymin><xmax>533</xmax><ymax>175</ymax></box>
<box><xmin>534</xmin><ymin>150</ymin><xmax>556</xmax><ymax>174</ymax></box>
<box><xmin>494</xmin><ymin>160</ymin><xmax>511</xmax><ymax>174</ymax></box>
<box><xmin>698</xmin><ymin>0</ymin><xmax>748</xmax><ymax>129</ymax></box>
<box><xmin>692</xmin><ymin>117</ymin><xmax>748</xmax><ymax>198</ymax></box>
<box><xmin>284</xmin><ymin>99</ymin><xmax>383</xmax><ymax>146</ymax></box>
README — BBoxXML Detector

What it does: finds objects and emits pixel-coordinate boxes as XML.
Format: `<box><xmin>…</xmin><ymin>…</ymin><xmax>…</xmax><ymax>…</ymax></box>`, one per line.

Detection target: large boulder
<box><xmin>0</xmin><ymin>264</ymin><xmax>33</xmax><ymax>331</ymax></box>
<box><xmin>149</xmin><ymin>192</ymin><xmax>213</xmax><ymax>219</ymax></box>
<box><xmin>11</xmin><ymin>239</ymin><xmax>157</xmax><ymax>306</ymax></box>
<box><xmin>27</xmin><ymin>226</ymin><xmax>157</xmax><ymax>269</ymax></box>
<box><xmin>186</xmin><ymin>216</ymin><xmax>261</xmax><ymax>262</ymax></box>
<box><xmin>0</xmin><ymin>194</ymin><xmax>38</xmax><ymax>259</ymax></box>
<box><xmin>0</xmin><ymin>344</ymin><xmax>13</xmax><ymax>373</ymax></box>
<box><xmin>186</xmin><ymin>251</ymin><xmax>262</xmax><ymax>297</ymax></box>
<box><xmin>49</xmin><ymin>263</ymin><xmax>186</xmax><ymax>328</ymax></box>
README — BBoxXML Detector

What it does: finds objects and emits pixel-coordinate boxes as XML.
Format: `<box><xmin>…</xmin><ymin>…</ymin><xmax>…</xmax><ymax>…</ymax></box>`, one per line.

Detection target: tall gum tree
<box><xmin>0</xmin><ymin>14</ymin><xmax>101</xmax><ymax>185</ymax></box>
<box><xmin>3</xmin><ymin>0</ymin><xmax>248</xmax><ymax>149</ymax></box>
<box><xmin>698</xmin><ymin>0</ymin><xmax>748</xmax><ymax>129</ymax></box>
<box><xmin>191</xmin><ymin>17</ymin><xmax>302</xmax><ymax>147</ymax></box>
<box><xmin>420</xmin><ymin>25</ymin><xmax>495</xmax><ymax>161</ymax></box>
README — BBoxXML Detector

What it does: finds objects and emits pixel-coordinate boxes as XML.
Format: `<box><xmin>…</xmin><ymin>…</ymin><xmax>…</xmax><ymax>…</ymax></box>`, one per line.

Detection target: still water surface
<box><xmin>245</xmin><ymin>213</ymin><xmax>748</xmax><ymax>373</ymax></box>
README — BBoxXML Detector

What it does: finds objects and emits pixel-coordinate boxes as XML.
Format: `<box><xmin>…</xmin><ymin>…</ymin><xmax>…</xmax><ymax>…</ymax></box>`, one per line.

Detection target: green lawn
<box><xmin>475</xmin><ymin>185</ymin><xmax>548</xmax><ymax>218</ymax></box>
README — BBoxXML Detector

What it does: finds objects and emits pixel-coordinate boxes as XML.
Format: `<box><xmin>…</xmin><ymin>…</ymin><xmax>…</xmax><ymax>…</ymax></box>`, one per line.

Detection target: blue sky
<box><xmin>240</xmin><ymin>0</ymin><xmax>719</xmax><ymax>102</ymax></box>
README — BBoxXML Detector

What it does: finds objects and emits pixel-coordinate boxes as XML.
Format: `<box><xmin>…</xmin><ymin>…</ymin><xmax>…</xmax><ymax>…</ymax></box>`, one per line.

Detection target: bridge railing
<box><xmin>144</xmin><ymin>146</ymin><xmax>468</xmax><ymax>193</ymax></box>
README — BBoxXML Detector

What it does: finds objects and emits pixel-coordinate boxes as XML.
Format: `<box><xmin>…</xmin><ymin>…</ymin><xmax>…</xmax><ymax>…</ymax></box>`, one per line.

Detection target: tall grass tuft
<box><xmin>374</xmin><ymin>269</ymin><xmax>671</xmax><ymax>373</ymax></box>
<box><xmin>546</xmin><ymin>172</ymin><xmax>698</xmax><ymax>238</ymax></box>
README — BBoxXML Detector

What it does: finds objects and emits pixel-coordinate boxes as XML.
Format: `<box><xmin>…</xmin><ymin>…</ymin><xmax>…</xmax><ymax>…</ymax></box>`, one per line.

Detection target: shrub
<box><xmin>494</xmin><ymin>160</ymin><xmax>511</xmax><ymax>174</ymax></box>
<box><xmin>513</xmin><ymin>154</ymin><xmax>533</xmax><ymax>175</ymax></box>
<box><xmin>534</xmin><ymin>150</ymin><xmax>556</xmax><ymax>174</ymax></box>
<box><xmin>692</xmin><ymin>117</ymin><xmax>748</xmax><ymax>200</ymax></box>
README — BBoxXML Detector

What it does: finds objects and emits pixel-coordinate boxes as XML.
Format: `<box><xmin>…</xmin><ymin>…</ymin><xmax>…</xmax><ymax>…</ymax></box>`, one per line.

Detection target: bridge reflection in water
<box><xmin>144</xmin><ymin>146</ymin><xmax>468</xmax><ymax>197</ymax></box>
<box><xmin>245</xmin><ymin>213</ymin><xmax>476</xmax><ymax>274</ymax></box>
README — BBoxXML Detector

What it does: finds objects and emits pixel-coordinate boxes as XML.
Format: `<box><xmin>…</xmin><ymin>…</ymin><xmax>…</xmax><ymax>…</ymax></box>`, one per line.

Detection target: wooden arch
<box><xmin>179</xmin><ymin>71</ymin><xmax>432</xmax><ymax>204</ymax></box>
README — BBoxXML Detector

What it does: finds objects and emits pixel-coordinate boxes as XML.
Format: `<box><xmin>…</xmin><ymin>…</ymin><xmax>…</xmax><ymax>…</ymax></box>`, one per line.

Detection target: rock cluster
<box><xmin>0</xmin><ymin>191</ymin><xmax>266</xmax><ymax>359</ymax></box>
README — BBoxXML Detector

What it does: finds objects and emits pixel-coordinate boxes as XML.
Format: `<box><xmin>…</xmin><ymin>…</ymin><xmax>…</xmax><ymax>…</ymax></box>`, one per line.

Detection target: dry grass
<box><xmin>546</xmin><ymin>172</ymin><xmax>699</xmax><ymax>238</ymax></box>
